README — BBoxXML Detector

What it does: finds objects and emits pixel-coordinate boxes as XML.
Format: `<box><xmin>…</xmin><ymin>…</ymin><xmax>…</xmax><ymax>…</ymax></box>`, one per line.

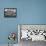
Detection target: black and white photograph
<box><xmin>4</xmin><ymin>8</ymin><xmax>17</xmax><ymax>17</ymax></box>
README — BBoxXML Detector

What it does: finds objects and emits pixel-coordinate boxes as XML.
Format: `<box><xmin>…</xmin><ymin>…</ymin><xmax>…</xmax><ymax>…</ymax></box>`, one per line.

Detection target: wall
<box><xmin>0</xmin><ymin>0</ymin><xmax>46</xmax><ymax>44</ymax></box>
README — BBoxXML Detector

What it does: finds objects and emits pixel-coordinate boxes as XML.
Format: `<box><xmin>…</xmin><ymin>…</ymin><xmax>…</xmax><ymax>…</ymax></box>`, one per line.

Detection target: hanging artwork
<box><xmin>8</xmin><ymin>32</ymin><xmax>16</xmax><ymax>41</ymax></box>
<box><xmin>8</xmin><ymin>32</ymin><xmax>16</xmax><ymax>46</ymax></box>
<box><xmin>4</xmin><ymin>8</ymin><xmax>17</xmax><ymax>17</ymax></box>
<box><xmin>18</xmin><ymin>24</ymin><xmax>46</xmax><ymax>41</ymax></box>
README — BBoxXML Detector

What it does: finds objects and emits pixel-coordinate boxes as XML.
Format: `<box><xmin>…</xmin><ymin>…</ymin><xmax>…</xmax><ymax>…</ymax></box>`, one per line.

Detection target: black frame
<box><xmin>4</xmin><ymin>8</ymin><xmax>17</xmax><ymax>17</ymax></box>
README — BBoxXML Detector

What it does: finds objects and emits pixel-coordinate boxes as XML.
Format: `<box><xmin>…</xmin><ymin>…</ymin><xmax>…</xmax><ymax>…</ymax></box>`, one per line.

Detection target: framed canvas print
<box><xmin>18</xmin><ymin>24</ymin><xmax>46</xmax><ymax>41</ymax></box>
<box><xmin>18</xmin><ymin>24</ymin><xmax>46</xmax><ymax>46</ymax></box>
<box><xmin>4</xmin><ymin>8</ymin><xmax>17</xmax><ymax>17</ymax></box>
